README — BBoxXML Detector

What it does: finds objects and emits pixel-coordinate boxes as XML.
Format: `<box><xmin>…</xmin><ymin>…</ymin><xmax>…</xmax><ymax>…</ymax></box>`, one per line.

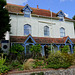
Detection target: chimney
<box><xmin>37</xmin><ymin>5</ymin><xmax>39</xmax><ymax>9</ymax></box>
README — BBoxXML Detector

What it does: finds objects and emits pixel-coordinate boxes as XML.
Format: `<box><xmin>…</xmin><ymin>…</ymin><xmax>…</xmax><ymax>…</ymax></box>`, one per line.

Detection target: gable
<box><xmin>22</xmin><ymin>4</ymin><xmax>32</xmax><ymax>12</ymax></box>
<box><xmin>65</xmin><ymin>37</ymin><xmax>73</xmax><ymax>44</ymax></box>
<box><xmin>57</xmin><ymin>10</ymin><xmax>65</xmax><ymax>17</ymax></box>
<box><xmin>24</xmin><ymin>35</ymin><xmax>36</xmax><ymax>44</ymax></box>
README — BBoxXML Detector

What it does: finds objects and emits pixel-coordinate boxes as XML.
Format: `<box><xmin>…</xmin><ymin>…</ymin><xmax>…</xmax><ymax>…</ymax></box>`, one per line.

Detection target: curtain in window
<box><xmin>44</xmin><ymin>26</ymin><xmax>49</xmax><ymax>36</ymax></box>
<box><xmin>24</xmin><ymin>24</ymin><xmax>31</xmax><ymax>35</ymax></box>
<box><xmin>60</xmin><ymin>27</ymin><xmax>65</xmax><ymax>37</ymax></box>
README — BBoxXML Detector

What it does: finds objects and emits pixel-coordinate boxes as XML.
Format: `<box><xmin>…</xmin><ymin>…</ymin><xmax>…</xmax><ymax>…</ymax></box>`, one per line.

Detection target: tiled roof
<box><xmin>10</xmin><ymin>36</ymin><xmax>75</xmax><ymax>44</ymax></box>
<box><xmin>5</xmin><ymin>3</ymin><xmax>72</xmax><ymax>20</ymax></box>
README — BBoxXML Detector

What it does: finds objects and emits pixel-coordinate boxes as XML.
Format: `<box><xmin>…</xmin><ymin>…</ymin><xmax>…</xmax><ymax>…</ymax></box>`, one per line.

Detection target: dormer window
<box><xmin>24</xmin><ymin>11</ymin><xmax>31</xmax><ymax>17</ymax></box>
<box><xmin>59</xmin><ymin>17</ymin><xmax>64</xmax><ymax>21</ymax></box>
<box><xmin>57</xmin><ymin>10</ymin><xmax>65</xmax><ymax>22</ymax></box>
<box><xmin>22</xmin><ymin>4</ymin><xmax>32</xmax><ymax>18</ymax></box>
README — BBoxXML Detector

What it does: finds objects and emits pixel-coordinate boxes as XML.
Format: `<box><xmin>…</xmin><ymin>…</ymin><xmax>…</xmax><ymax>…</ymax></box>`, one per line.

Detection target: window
<box><xmin>60</xmin><ymin>27</ymin><xmax>65</xmax><ymax>37</ymax></box>
<box><xmin>24</xmin><ymin>24</ymin><xmax>31</xmax><ymax>35</ymax></box>
<box><xmin>59</xmin><ymin>17</ymin><xmax>64</xmax><ymax>21</ymax></box>
<box><xmin>44</xmin><ymin>26</ymin><xmax>49</xmax><ymax>36</ymax></box>
<box><xmin>24</xmin><ymin>11</ymin><xmax>31</xmax><ymax>17</ymax></box>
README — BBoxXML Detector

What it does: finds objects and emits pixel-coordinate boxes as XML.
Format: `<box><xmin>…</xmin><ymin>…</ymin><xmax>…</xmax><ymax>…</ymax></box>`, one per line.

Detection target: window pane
<box><xmin>24</xmin><ymin>11</ymin><xmax>30</xmax><ymax>17</ymax></box>
<box><xmin>44</xmin><ymin>26</ymin><xmax>49</xmax><ymax>36</ymax></box>
<box><xmin>60</xmin><ymin>27</ymin><xmax>65</xmax><ymax>37</ymax></box>
<box><xmin>24</xmin><ymin>25</ymin><xmax>31</xmax><ymax>35</ymax></box>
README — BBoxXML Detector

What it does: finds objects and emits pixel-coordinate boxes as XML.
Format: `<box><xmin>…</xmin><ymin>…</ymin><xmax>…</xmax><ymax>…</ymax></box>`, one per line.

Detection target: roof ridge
<box><xmin>31</xmin><ymin>7</ymin><xmax>50</xmax><ymax>11</ymax></box>
<box><xmin>7</xmin><ymin>3</ymin><xmax>24</xmax><ymax>7</ymax></box>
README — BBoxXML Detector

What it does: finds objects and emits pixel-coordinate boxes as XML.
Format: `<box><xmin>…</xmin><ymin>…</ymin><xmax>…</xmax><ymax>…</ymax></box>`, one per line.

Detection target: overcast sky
<box><xmin>6</xmin><ymin>0</ymin><xmax>75</xmax><ymax>18</ymax></box>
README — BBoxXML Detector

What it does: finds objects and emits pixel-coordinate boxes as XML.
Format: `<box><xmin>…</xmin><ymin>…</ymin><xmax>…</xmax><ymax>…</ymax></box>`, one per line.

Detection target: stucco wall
<box><xmin>10</xmin><ymin>14</ymin><xmax>75</xmax><ymax>38</ymax></box>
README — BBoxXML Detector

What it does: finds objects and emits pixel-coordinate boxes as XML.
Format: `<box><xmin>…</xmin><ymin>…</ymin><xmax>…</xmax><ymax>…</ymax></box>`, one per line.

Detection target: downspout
<box><xmin>16</xmin><ymin>13</ymin><xmax>18</xmax><ymax>36</ymax></box>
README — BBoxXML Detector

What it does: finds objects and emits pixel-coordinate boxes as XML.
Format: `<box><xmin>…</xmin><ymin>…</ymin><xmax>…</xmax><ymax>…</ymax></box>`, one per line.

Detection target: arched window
<box><xmin>44</xmin><ymin>26</ymin><xmax>49</xmax><ymax>36</ymax></box>
<box><xmin>60</xmin><ymin>27</ymin><xmax>65</xmax><ymax>37</ymax></box>
<box><xmin>24</xmin><ymin>24</ymin><xmax>31</xmax><ymax>35</ymax></box>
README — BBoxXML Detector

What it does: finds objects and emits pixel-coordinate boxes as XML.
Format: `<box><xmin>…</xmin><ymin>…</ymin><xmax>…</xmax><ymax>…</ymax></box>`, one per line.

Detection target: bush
<box><xmin>0</xmin><ymin>65</ymin><xmax>9</xmax><ymax>74</ymax></box>
<box><xmin>23</xmin><ymin>59</ymin><xmax>34</xmax><ymax>70</ymax></box>
<box><xmin>11</xmin><ymin>60</ymin><xmax>20</xmax><ymax>68</ymax></box>
<box><xmin>46</xmin><ymin>51</ymin><xmax>72</xmax><ymax>69</ymax></box>
<box><xmin>61</xmin><ymin>45</ymin><xmax>70</xmax><ymax>53</ymax></box>
<box><xmin>71</xmin><ymin>53</ymin><xmax>75</xmax><ymax>65</ymax></box>
<box><xmin>30</xmin><ymin>44</ymin><xmax>41</xmax><ymax>59</ymax></box>
<box><xmin>33</xmin><ymin>59</ymin><xmax>46</xmax><ymax>68</ymax></box>
<box><xmin>0</xmin><ymin>54</ymin><xmax>6</xmax><ymax>65</ymax></box>
<box><xmin>9</xmin><ymin>44</ymin><xmax>24</xmax><ymax>60</ymax></box>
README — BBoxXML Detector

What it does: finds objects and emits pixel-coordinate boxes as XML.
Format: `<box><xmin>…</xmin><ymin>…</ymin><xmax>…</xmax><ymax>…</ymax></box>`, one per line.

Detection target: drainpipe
<box><xmin>16</xmin><ymin>13</ymin><xmax>18</xmax><ymax>36</ymax></box>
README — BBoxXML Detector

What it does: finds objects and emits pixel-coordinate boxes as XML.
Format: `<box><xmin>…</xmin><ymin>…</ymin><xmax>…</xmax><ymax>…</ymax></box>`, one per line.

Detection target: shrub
<box><xmin>71</xmin><ymin>53</ymin><xmax>75</xmax><ymax>65</ymax></box>
<box><xmin>0</xmin><ymin>65</ymin><xmax>9</xmax><ymax>74</ymax></box>
<box><xmin>0</xmin><ymin>54</ymin><xmax>6</xmax><ymax>65</ymax></box>
<box><xmin>33</xmin><ymin>59</ymin><xmax>45</xmax><ymax>68</ymax></box>
<box><xmin>61</xmin><ymin>45</ymin><xmax>70</xmax><ymax>53</ymax></box>
<box><xmin>30</xmin><ymin>44</ymin><xmax>41</xmax><ymax>59</ymax></box>
<box><xmin>46</xmin><ymin>51</ymin><xmax>72</xmax><ymax>69</ymax></box>
<box><xmin>23</xmin><ymin>59</ymin><xmax>34</xmax><ymax>70</ymax></box>
<box><xmin>11</xmin><ymin>60</ymin><xmax>20</xmax><ymax>68</ymax></box>
<box><xmin>9</xmin><ymin>44</ymin><xmax>24</xmax><ymax>60</ymax></box>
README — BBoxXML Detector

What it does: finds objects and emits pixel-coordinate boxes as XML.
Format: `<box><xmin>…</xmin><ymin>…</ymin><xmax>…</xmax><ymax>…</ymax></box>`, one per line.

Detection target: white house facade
<box><xmin>2</xmin><ymin>3</ymin><xmax>75</xmax><ymax>56</ymax></box>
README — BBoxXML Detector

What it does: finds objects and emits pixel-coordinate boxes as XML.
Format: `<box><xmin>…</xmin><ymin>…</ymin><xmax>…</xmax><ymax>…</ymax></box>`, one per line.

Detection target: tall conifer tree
<box><xmin>72</xmin><ymin>15</ymin><xmax>75</xmax><ymax>30</ymax></box>
<box><xmin>0</xmin><ymin>0</ymin><xmax>11</xmax><ymax>39</ymax></box>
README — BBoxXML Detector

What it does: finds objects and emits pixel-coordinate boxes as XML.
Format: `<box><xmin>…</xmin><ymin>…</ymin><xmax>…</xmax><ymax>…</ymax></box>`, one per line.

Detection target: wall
<box><xmin>8</xmin><ymin>67</ymin><xmax>75</xmax><ymax>75</ymax></box>
<box><xmin>10</xmin><ymin>14</ymin><xmax>75</xmax><ymax>38</ymax></box>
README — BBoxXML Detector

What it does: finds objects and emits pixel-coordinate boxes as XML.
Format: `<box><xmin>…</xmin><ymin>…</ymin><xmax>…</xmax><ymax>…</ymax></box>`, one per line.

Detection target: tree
<box><xmin>72</xmin><ymin>15</ymin><xmax>75</xmax><ymax>30</ymax></box>
<box><xmin>30</xmin><ymin>44</ymin><xmax>41</xmax><ymax>58</ymax></box>
<box><xmin>10</xmin><ymin>44</ymin><xmax>24</xmax><ymax>60</ymax></box>
<box><xmin>0</xmin><ymin>0</ymin><xmax>11</xmax><ymax>39</ymax></box>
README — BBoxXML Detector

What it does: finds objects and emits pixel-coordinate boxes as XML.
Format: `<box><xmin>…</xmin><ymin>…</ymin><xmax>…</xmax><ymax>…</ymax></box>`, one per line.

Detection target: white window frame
<box><xmin>44</xmin><ymin>26</ymin><xmax>49</xmax><ymax>36</ymax></box>
<box><xmin>60</xmin><ymin>27</ymin><xmax>65</xmax><ymax>37</ymax></box>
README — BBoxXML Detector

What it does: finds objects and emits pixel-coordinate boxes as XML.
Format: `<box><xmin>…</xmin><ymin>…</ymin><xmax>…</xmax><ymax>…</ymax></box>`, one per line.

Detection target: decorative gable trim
<box><xmin>65</xmin><ymin>37</ymin><xmax>73</xmax><ymax>44</ymax></box>
<box><xmin>24</xmin><ymin>35</ymin><xmax>36</xmax><ymax>44</ymax></box>
<box><xmin>57</xmin><ymin>10</ymin><xmax>65</xmax><ymax>17</ymax></box>
<box><xmin>22</xmin><ymin>4</ymin><xmax>32</xmax><ymax>12</ymax></box>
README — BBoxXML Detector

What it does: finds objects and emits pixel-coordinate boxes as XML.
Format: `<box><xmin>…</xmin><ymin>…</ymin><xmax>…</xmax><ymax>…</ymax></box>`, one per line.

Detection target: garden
<box><xmin>0</xmin><ymin>44</ymin><xmax>75</xmax><ymax>75</ymax></box>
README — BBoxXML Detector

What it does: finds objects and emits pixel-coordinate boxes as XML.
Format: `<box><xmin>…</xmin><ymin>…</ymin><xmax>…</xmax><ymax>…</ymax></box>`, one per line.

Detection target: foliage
<box><xmin>11</xmin><ymin>60</ymin><xmax>20</xmax><ymax>67</ymax></box>
<box><xmin>17</xmin><ymin>52</ymin><xmax>25</xmax><ymax>64</ymax></box>
<box><xmin>61</xmin><ymin>45</ymin><xmax>70</xmax><ymax>53</ymax></box>
<box><xmin>30</xmin><ymin>44</ymin><xmax>41</xmax><ymax>58</ymax></box>
<box><xmin>23</xmin><ymin>59</ymin><xmax>35</xmax><ymax>70</ymax></box>
<box><xmin>0</xmin><ymin>65</ymin><xmax>9</xmax><ymax>74</ymax></box>
<box><xmin>0</xmin><ymin>54</ymin><xmax>6</xmax><ymax>65</ymax></box>
<box><xmin>10</xmin><ymin>44</ymin><xmax>24</xmax><ymax>60</ymax></box>
<box><xmin>0</xmin><ymin>54</ymin><xmax>9</xmax><ymax>74</ymax></box>
<box><xmin>0</xmin><ymin>0</ymin><xmax>11</xmax><ymax>39</ymax></box>
<box><xmin>46</xmin><ymin>51</ymin><xmax>73</xmax><ymax>69</ymax></box>
<box><xmin>71</xmin><ymin>53</ymin><xmax>75</xmax><ymax>65</ymax></box>
<box><xmin>72</xmin><ymin>15</ymin><xmax>75</xmax><ymax>30</ymax></box>
<box><xmin>33</xmin><ymin>59</ymin><xmax>46</xmax><ymax>68</ymax></box>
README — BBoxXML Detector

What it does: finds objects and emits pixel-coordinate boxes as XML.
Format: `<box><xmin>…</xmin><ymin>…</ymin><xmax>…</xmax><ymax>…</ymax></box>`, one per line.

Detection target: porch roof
<box><xmin>10</xmin><ymin>36</ymin><xmax>75</xmax><ymax>44</ymax></box>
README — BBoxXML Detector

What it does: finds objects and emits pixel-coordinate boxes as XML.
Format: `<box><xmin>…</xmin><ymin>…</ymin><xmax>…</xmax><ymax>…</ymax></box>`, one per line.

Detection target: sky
<box><xmin>6</xmin><ymin>0</ymin><xmax>75</xmax><ymax>19</ymax></box>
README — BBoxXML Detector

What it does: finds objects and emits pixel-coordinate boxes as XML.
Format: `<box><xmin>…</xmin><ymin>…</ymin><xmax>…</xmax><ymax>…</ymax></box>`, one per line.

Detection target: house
<box><xmin>2</xmin><ymin>3</ymin><xmax>75</xmax><ymax>56</ymax></box>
